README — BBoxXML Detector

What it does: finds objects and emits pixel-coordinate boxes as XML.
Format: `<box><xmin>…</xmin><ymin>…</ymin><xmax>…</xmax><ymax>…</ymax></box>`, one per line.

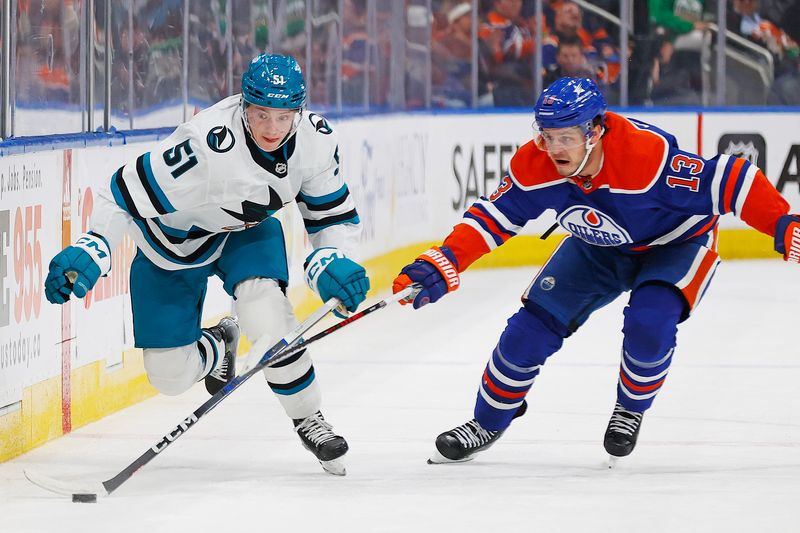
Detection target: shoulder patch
<box><xmin>207</xmin><ymin>125</ymin><xmax>236</xmax><ymax>153</ymax></box>
<box><xmin>308</xmin><ymin>113</ymin><xmax>332</xmax><ymax>135</ymax></box>
<box><xmin>508</xmin><ymin>140</ymin><xmax>568</xmax><ymax>190</ymax></box>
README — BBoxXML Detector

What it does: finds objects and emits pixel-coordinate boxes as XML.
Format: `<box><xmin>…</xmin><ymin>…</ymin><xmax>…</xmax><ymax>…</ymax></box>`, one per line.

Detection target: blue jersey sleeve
<box><xmin>656</xmin><ymin>148</ymin><xmax>760</xmax><ymax>218</ymax></box>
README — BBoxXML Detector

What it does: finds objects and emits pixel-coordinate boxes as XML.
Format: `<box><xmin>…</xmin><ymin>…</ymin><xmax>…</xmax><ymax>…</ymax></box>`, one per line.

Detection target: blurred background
<box><xmin>1</xmin><ymin>0</ymin><xmax>798</xmax><ymax>138</ymax></box>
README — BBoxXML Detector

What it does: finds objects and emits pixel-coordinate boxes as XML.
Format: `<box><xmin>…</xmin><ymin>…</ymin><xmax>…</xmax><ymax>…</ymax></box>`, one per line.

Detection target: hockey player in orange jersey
<box><xmin>393</xmin><ymin>77</ymin><xmax>800</xmax><ymax>464</ymax></box>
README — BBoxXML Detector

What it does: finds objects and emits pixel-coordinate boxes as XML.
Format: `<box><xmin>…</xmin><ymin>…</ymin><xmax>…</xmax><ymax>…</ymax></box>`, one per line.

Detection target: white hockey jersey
<box><xmin>90</xmin><ymin>95</ymin><xmax>360</xmax><ymax>271</ymax></box>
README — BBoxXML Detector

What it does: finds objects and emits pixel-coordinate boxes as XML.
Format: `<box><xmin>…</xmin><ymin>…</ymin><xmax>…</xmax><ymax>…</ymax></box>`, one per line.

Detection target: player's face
<box><xmin>537</xmin><ymin>126</ymin><xmax>590</xmax><ymax>175</ymax></box>
<box><xmin>245</xmin><ymin>105</ymin><xmax>298</xmax><ymax>152</ymax></box>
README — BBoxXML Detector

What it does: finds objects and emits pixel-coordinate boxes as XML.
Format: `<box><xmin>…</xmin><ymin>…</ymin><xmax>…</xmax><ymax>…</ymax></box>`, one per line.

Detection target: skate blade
<box><xmin>426</xmin><ymin>447</ymin><xmax>475</xmax><ymax>465</ymax></box>
<box><xmin>607</xmin><ymin>455</ymin><xmax>620</xmax><ymax>469</ymax></box>
<box><xmin>320</xmin><ymin>458</ymin><xmax>346</xmax><ymax>476</ymax></box>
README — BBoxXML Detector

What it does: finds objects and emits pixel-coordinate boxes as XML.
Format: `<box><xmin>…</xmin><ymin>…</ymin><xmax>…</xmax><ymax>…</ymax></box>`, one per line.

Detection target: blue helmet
<box><xmin>534</xmin><ymin>77</ymin><xmax>607</xmax><ymax>135</ymax></box>
<box><xmin>241</xmin><ymin>53</ymin><xmax>306</xmax><ymax>109</ymax></box>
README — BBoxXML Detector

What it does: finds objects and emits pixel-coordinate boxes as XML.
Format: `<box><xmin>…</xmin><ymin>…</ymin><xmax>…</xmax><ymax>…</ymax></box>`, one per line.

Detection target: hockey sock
<box><xmin>616</xmin><ymin>348</ymin><xmax>674</xmax><ymax>412</ymax></box>
<box><xmin>474</xmin><ymin>345</ymin><xmax>538</xmax><ymax>431</ymax></box>
<box><xmin>474</xmin><ymin>305</ymin><xmax>566</xmax><ymax>431</ymax></box>
<box><xmin>618</xmin><ymin>284</ymin><xmax>683</xmax><ymax>411</ymax></box>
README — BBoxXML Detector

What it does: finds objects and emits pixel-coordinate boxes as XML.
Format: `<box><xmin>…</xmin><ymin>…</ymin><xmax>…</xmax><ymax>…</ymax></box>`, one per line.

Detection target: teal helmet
<box><xmin>241</xmin><ymin>53</ymin><xmax>306</xmax><ymax>109</ymax></box>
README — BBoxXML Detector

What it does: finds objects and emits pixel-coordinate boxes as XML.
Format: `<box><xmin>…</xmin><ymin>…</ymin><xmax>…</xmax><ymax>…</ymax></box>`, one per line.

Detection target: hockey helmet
<box><xmin>533</xmin><ymin>77</ymin><xmax>607</xmax><ymax>151</ymax></box>
<box><xmin>241</xmin><ymin>53</ymin><xmax>306</xmax><ymax>109</ymax></box>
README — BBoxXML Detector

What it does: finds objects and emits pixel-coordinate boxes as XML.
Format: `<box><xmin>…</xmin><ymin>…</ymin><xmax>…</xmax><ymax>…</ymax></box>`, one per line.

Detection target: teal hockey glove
<box><xmin>44</xmin><ymin>232</ymin><xmax>111</xmax><ymax>304</ymax></box>
<box><xmin>304</xmin><ymin>247</ymin><xmax>370</xmax><ymax>317</ymax></box>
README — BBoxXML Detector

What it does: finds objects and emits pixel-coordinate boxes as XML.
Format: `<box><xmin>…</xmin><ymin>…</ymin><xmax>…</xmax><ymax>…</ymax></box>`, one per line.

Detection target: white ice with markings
<box><xmin>2</xmin><ymin>260</ymin><xmax>799</xmax><ymax>532</ymax></box>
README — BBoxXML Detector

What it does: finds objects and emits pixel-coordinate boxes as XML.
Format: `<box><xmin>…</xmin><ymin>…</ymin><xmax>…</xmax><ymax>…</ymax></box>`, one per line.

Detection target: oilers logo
<box><xmin>540</xmin><ymin>276</ymin><xmax>556</xmax><ymax>291</ymax></box>
<box><xmin>558</xmin><ymin>205</ymin><xmax>632</xmax><ymax>246</ymax></box>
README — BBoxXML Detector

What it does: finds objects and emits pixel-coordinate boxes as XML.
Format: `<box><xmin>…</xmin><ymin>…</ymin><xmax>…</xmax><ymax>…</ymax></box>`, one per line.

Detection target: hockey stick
<box><xmin>258</xmin><ymin>285</ymin><xmax>415</xmax><ymax>369</ymax></box>
<box><xmin>24</xmin><ymin>286</ymin><xmax>416</xmax><ymax>501</ymax></box>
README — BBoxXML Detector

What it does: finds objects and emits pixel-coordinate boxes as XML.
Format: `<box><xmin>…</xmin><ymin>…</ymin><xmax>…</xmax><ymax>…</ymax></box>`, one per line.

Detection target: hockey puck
<box><xmin>72</xmin><ymin>493</ymin><xmax>97</xmax><ymax>503</ymax></box>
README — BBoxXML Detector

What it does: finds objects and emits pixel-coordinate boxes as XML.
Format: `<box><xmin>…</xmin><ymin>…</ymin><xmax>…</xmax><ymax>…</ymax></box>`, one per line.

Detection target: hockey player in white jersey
<box><xmin>43</xmin><ymin>53</ymin><xmax>369</xmax><ymax>476</ymax></box>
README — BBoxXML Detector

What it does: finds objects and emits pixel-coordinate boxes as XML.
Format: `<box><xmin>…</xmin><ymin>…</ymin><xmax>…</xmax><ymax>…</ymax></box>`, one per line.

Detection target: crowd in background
<box><xmin>430</xmin><ymin>0</ymin><xmax>800</xmax><ymax>107</ymax></box>
<box><xmin>6</xmin><ymin>0</ymin><xmax>800</xmax><ymax>137</ymax></box>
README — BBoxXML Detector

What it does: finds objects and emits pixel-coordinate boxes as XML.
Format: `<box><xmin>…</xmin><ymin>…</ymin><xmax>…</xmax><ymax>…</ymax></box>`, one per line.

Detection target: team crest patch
<box><xmin>558</xmin><ymin>205</ymin><xmax>632</xmax><ymax>246</ymax></box>
<box><xmin>308</xmin><ymin>113</ymin><xmax>332</xmax><ymax>135</ymax></box>
<box><xmin>275</xmin><ymin>162</ymin><xmax>287</xmax><ymax>175</ymax></box>
<box><xmin>540</xmin><ymin>276</ymin><xmax>556</xmax><ymax>291</ymax></box>
<box><xmin>207</xmin><ymin>125</ymin><xmax>235</xmax><ymax>153</ymax></box>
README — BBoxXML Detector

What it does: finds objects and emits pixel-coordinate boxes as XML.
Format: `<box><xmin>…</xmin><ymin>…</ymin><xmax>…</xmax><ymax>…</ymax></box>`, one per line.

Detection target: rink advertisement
<box><xmin>0</xmin><ymin>153</ymin><xmax>62</xmax><ymax>411</ymax></box>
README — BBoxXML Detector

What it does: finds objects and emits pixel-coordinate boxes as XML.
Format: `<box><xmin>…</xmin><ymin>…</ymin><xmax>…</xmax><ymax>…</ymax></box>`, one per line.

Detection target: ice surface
<box><xmin>2</xmin><ymin>261</ymin><xmax>799</xmax><ymax>532</ymax></box>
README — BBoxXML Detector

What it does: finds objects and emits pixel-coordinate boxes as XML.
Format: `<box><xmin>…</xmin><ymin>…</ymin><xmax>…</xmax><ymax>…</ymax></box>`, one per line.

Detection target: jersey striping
<box><xmin>91</xmin><ymin>95</ymin><xmax>360</xmax><ymax>270</ymax></box>
<box><xmin>442</xmin><ymin>111</ymin><xmax>789</xmax><ymax>271</ymax></box>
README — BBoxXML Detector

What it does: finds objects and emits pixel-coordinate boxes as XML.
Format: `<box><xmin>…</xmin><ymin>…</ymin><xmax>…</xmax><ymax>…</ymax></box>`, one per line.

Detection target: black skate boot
<box><xmin>203</xmin><ymin>317</ymin><xmax>239</xmax><ymax>395</ymax></box>
<box><xmin>428</xmin><ymin>401</ymin><xmax>527</xmax><ymax>464</ymax></box>
<box><xmin>604</xmin><ymin>402</ymin><xmax>644</xmax><ymax>462</ymax></box>
<box><xmin>293</xmin><ymin>411</ymin><xmax>349</xmax><ymax>476</ymax></box>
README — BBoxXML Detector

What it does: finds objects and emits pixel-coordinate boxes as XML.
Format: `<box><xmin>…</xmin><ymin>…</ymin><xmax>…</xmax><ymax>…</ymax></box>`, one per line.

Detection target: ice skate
<box><xmin>293</xmin><ymin>411</ymin><xmax>349</xmax><ymax>475</ymax></box>
<box><xmin>428</xmin><ymin>401</ymin><xmax>527</xmax><ymax>464</ymax></box>
<box><xmin>604</xmin><ymin>402</ymin><xmax>644</xmax><ymax>467</ymax></box>
<box><xmin>203</xmin><ymin>317</ymin><xmax>239</xmax><ymax>395</ymax></box>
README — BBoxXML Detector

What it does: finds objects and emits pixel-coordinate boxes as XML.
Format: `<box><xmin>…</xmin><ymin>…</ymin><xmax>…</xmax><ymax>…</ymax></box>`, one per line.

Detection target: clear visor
<box><xmin>532</xmin><ymin>122</ymin><xmax>590</xmax><ymax>152</ymax></box>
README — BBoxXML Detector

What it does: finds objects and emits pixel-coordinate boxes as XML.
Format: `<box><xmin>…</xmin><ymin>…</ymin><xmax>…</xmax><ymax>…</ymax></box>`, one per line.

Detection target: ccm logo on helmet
<box><xmin>267</xmin><ymin>93</ymin><xmax>289</xmax><ymax>99</ymax></box>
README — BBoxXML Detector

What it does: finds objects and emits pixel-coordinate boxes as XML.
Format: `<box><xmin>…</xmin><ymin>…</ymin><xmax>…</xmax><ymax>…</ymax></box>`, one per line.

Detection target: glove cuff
<box><xmin>74</xmin><ymin>232</ymin><xmax>112</xmax><ymax>275</ymax></box>
<box><xmin>304</xmin><ymin>247</ymin><xmax>346</xmax><ymax>292</ymax></box>
<box><xmin>776</xmin><ymin>215</ymin><xmax>800</xmax><ymax>263</ymax></box>
<box><xmin>417</xmin><ymin>246</ymin><xmax>460</xmax><ymax>292</ymax></box>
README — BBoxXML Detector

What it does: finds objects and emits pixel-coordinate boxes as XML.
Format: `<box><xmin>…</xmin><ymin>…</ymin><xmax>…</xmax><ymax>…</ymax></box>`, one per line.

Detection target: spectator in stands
<box><xmin>648</xmin><ymin>0</ymin><xmax>707</xmax><ymax>39</ymax></box>
<box><xmin>728</xmin><ymin>0</ymin><xmax>798</xmax><ymax>61</ymax></box>
<box><xmin>543</xmin><ymin>34</ymin><xmax>598</xmax><ymax>86</ymax></box>
<box><xmin>541</xmin><ymin>1</ymin><xmax>614</xmax><ymax>67</ymax></box>
<box><xmin>432</xmin><ymin>3</ymin><xmax>491</xmax><ymax>107</ymax></box>
<box><xmin>479</xmin><ymin>0</ymin><xmax>536</xmax><ymax>106</ymax></box>
<box><xmin>727</xmin><ymin>0</ymin><xmax>800</xmax><ymax>106</ymax></box>
<box><xmin>647</xmin><ymin>0</ymin><xmax>708</xmax><ymax>105</ymax></box>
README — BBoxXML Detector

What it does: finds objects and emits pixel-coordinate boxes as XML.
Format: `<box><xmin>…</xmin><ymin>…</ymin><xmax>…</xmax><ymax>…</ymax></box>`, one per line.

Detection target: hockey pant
<box><xmin>474</xmin><ymin>283</ymin><xmax>684</xmax><ymax>432</ymax></box>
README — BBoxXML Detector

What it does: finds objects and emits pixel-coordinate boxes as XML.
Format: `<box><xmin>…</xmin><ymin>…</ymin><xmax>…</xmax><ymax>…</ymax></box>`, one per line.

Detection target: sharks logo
<box><xmin>221</xmin><ymin>186</ymin><xmax>285</xmax><ymax>230</ymax></box>
<box><xmin>207</xmin><ymin>125</ymin><xmax>236</xmax><ymax>153</ymax></box>
<box><xmin>308</xmin><ymin>113</ymin><xmax>332</xmax><ymax>135</ymax></box>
